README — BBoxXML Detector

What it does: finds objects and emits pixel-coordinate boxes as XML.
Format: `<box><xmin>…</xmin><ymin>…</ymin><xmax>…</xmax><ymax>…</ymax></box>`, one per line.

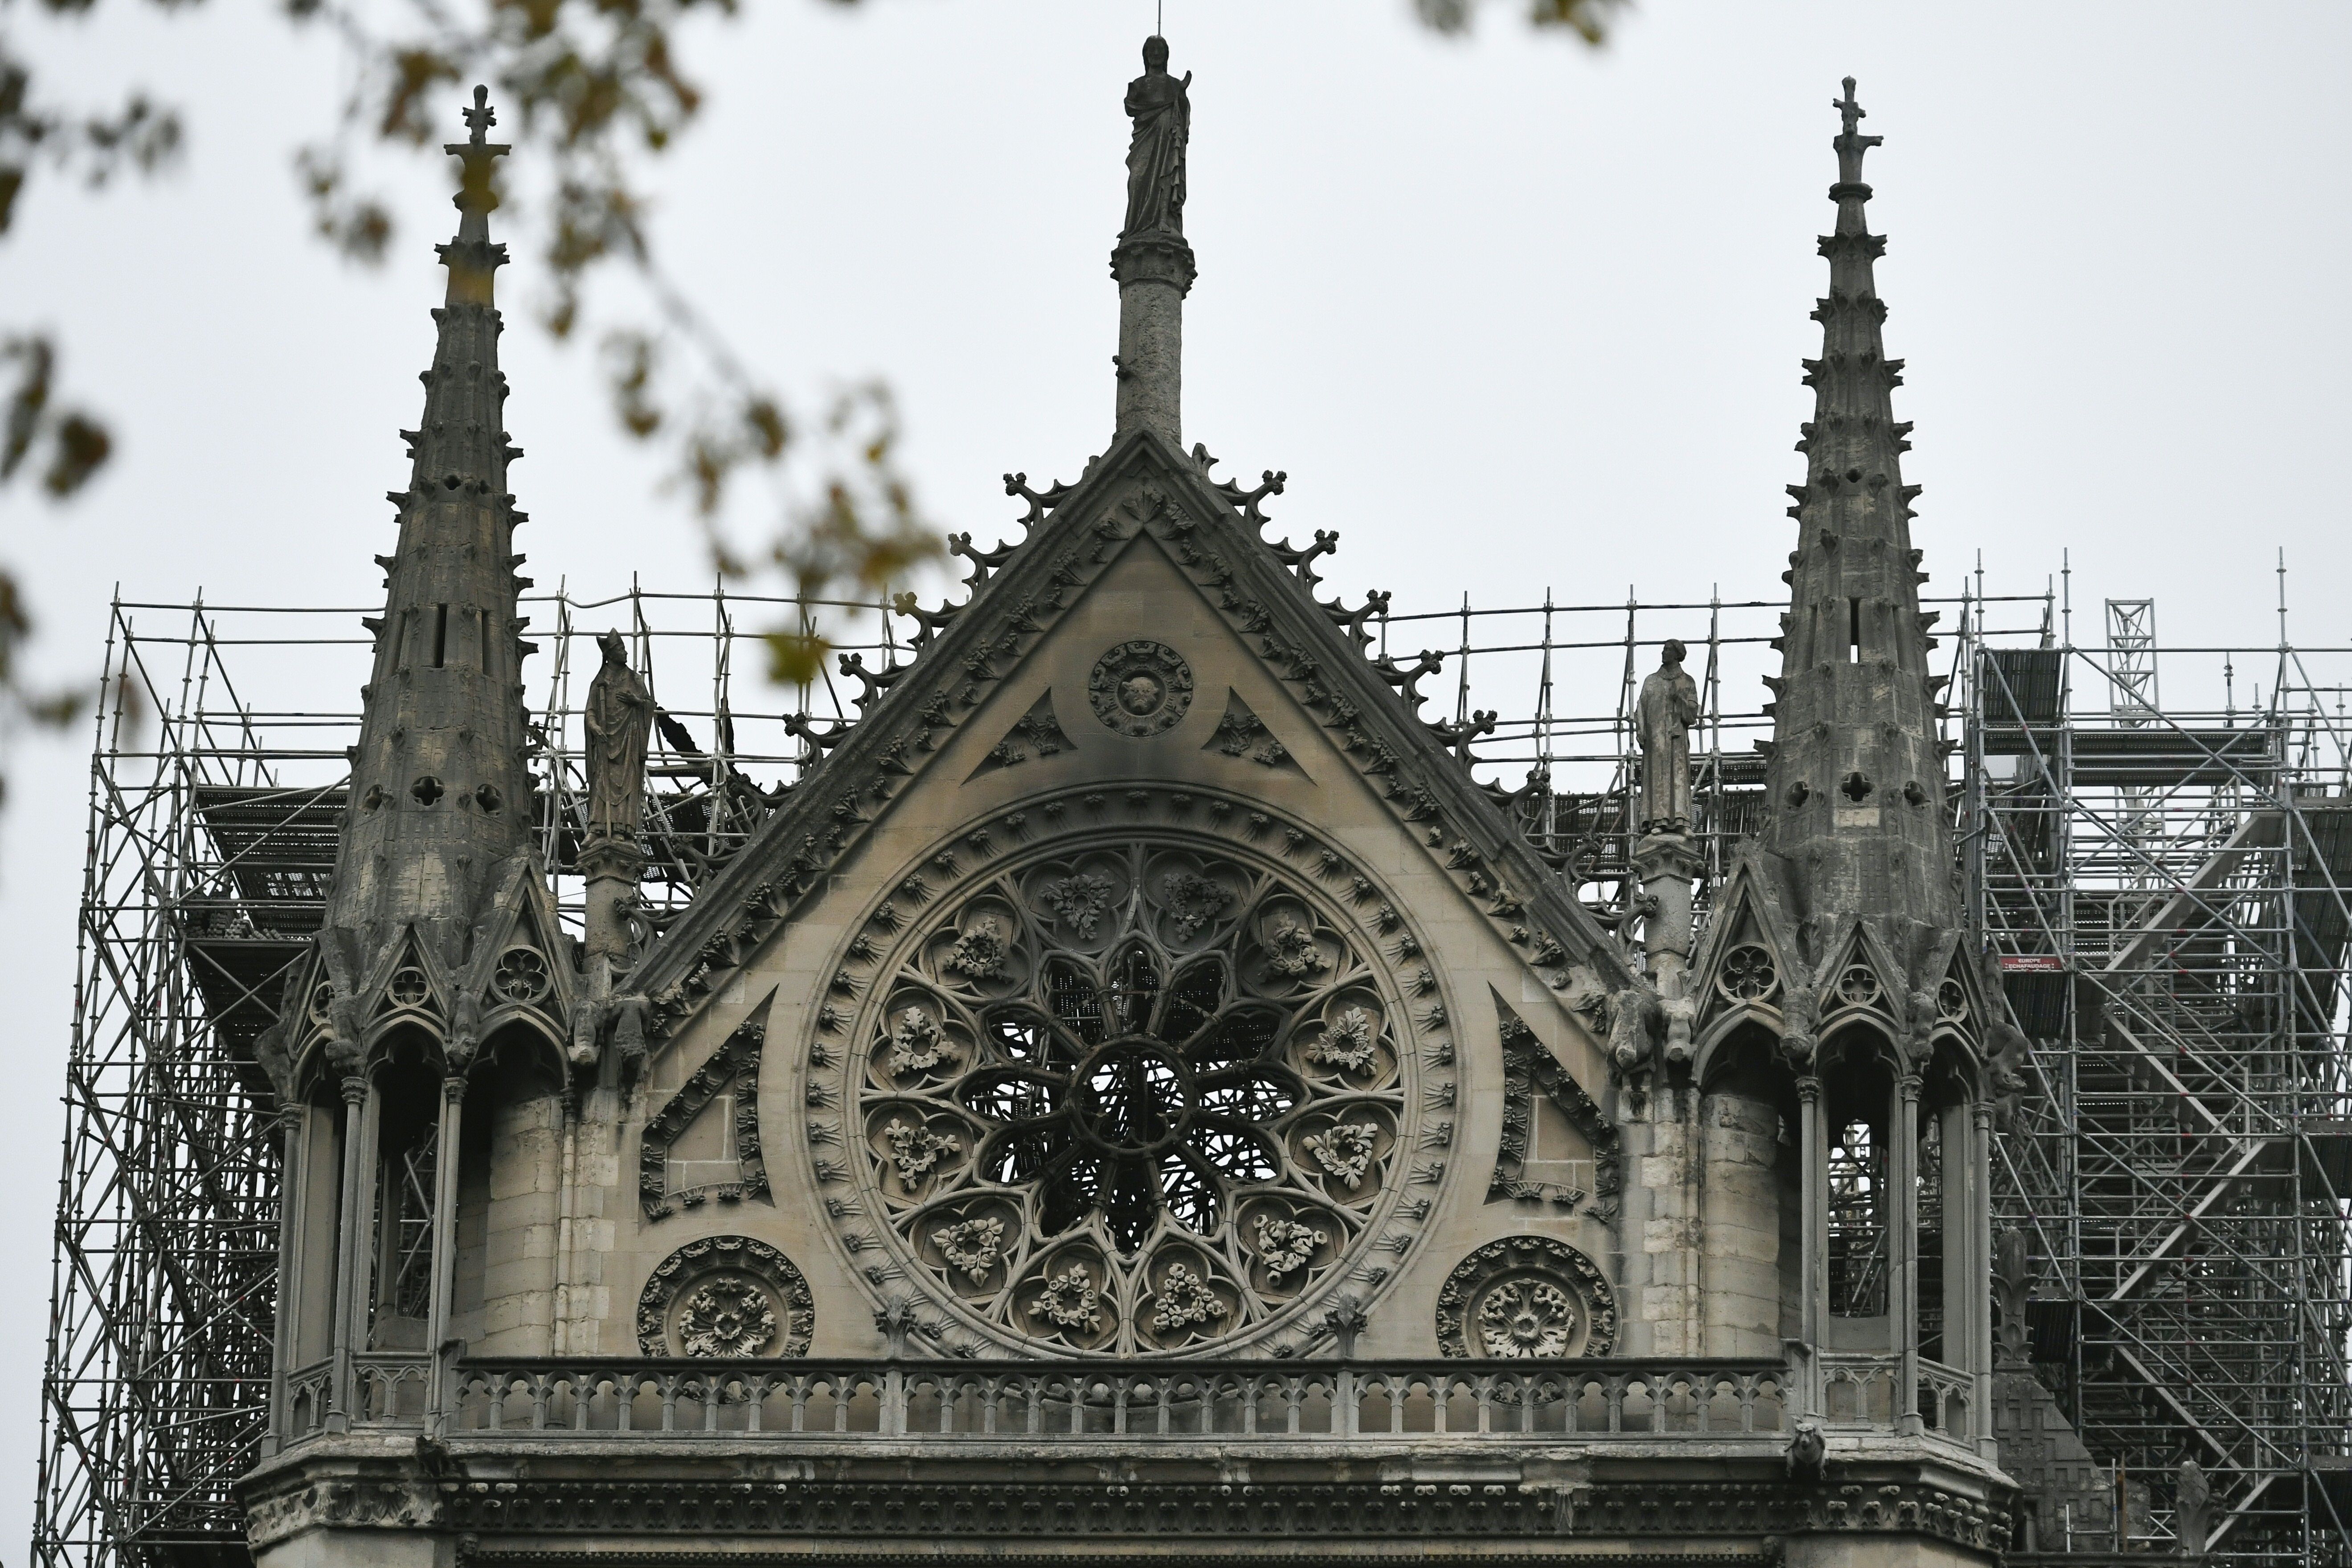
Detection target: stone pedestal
<box><xmin>577</xmin><ymin>832</ymin><xmax>645</xmax><ymax>974</ymax></box>
<box><xmin>1111</xmin><ymin>234</ymin><xmax>1194</xmax><ymax>444</ymax></box>
<box><xmin>1631</xmin><ymin>826</ymin><xmax>1702</xmax><ymax>979</ymax></box>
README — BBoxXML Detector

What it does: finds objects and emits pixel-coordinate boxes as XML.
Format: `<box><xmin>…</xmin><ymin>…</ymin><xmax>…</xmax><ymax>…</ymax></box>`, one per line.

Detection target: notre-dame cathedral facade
<box><xmin>237</xmin><ymin>42</ymin><xmax>2041</xmax><ymax>1568</ymax></box>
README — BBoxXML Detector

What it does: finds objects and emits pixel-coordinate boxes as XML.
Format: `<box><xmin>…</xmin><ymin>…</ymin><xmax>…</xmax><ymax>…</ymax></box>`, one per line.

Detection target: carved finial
<box><xmin>873</xmin><ymin>1296</ymin><xmax>918</xmax><ymax>1357</ymax></box>
<box><xmin>444</xmin><ymin>85</ymin><xmax>510</xmax><ymax>245</ymax></box>
<box><xmin>463</xmin><ymin>83</ymin><xmax>496</xmax><ymax>146</ymax></box>
<box><xmin>1835</xmin><ymin>77</ymin><xmax>1862</xmax><ymax>139</ymax></box>
<box><xmin>1831</xmin><ymin>75</ymin><xmax>1882</xmax><ymax>189</ymax></box>
<box><xmin>1322</xmin><ymin>1296</ymin><xmax>1370</xmax><ymax>1359</ymax></box>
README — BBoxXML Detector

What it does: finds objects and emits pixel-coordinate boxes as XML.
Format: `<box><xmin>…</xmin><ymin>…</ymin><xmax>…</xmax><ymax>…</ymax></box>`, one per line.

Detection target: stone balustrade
<box><xmin>404</xmin><ymin>1356</ymin><xmax>1790</xmax><ymax>1446</ymax></box>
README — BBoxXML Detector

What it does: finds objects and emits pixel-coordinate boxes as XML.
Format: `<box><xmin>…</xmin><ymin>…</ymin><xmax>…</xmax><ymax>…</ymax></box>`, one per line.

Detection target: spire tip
<box><xmin>463</xmin><ymin>84</ymin><xmax>496</xmax><ymax>147</ymax></box>
<box><xmin>1836</xmin><ymin>76</ymin><xmax>1861</xmax><ymax>134</ymax></box>
<box><xmin>1831</xmin><ymin>74</ymin><xmax>1882</xmax><ymax>188</ymax></box>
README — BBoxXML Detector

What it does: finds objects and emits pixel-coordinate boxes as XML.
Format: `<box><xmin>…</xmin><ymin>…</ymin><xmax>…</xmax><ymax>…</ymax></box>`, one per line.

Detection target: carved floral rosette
<box><xmin>637</xmin><ymin>1235</ymin><xmax>815</xmax><ymax>1358</ymax></box>
<box><xmin>1434</xmin><ymin>1236</ymin><xmax>1616</xmax><ymax>1360</ymax></box>
<box><xmin>810</xmin><ymin>787</ymin><xmax>1459</xmax><ymax>1356</ymax></box>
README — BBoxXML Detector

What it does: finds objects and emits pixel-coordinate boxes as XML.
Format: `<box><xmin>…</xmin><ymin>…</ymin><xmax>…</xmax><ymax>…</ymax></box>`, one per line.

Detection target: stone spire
<box><xmin>319</xmin><ymin>85</ymin><xmax>542</xmax><ymax>1007</ymax></box>
<box><xmin>1759</xmin><ymin>78</ymin><xmax>1957</xmax><ymax>941</ymax></box>
<box><xmin>1111</xmin><ymin>35</ymin><xmax>1194</xmax><ymax>444</ymax></box>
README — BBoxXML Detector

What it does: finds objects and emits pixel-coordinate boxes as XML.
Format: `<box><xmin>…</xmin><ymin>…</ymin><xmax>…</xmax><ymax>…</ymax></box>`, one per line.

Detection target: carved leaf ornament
<box><xmin>819</xmin><ymin>802</ymin><xmax>1453</xmax><ymax>1356</ymax></box>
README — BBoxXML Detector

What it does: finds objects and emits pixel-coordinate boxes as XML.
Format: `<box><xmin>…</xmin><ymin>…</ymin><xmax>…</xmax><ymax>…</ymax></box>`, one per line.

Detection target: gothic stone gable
<box><xmin>612</xmin><ymin>429</ymin><xmax>1631</xmax><ymax>1360</ymax></box>
<box><xmin>1691</xmin><ymin>843</ymin><xmax>1983</xmax><ymax>1084</ymax></box>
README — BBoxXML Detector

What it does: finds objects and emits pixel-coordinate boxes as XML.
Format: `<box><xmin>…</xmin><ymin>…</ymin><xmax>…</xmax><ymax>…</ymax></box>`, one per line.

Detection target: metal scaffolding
<box><xmin>1958</xmin><ymin>570</ymin><xmax>2352</xmax><ymax>1564</ymax></box>
<box><xmin>29</xmin><ymin>560</ymin><xmax>2352</xmax><ymax>1568</ymax></box>
<box><xmin>29</xmin><ymin>585</ymin><xmax>900</xmax><ymax>1568</ymax></box>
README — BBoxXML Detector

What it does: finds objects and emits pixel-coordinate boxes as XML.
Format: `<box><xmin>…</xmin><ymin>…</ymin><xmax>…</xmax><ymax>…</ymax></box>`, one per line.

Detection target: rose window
<box><xmin>831</xmin><ymin>825</ymin><xmax>1442</xmax><ymax>1356</ymax></box>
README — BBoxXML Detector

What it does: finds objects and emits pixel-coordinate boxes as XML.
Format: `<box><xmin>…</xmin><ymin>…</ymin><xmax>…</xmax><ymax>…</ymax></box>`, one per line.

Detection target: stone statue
<box><xmin>1636</xmin><ymin>639</ymin><xmax>1700</xmax><ymax>833</ymax></box>
<box><xmin>2175</xmin><ymin>1458</ymin><xmax>2211</xmax><ymax>1557</ymax></box>
<box><xmin>584</xmin><ymin>630</ymin><xmax>654</xmax><ymax>841</ymax></box>
<box><xmin>1904</xmin><ymin>986</ymin><xmax>1939</xmax><ymax>1064</ymax></box>
<box><xmin>1121</xmin><ymin>36</ymin><xmax>1191</xmax><ymax>240</ymax></box>
<box><xmin>1987</xmin><ymin>1016</ymin><xmax>2032</xmax><ymax>1134</ymax></box>
<box><xmin>1992</xmin><ymin>1227</ymin><xmax>2035</xmax><ymax>1367</ymax></box>
<box><xmin>1786</xmin><ymin>1419</ymin><xmax>1827</xmax><ymax>1480</ymax></box>
<box><xmin>1778</xmin><ymin>978</ymin><xmax>1819</xmax><ymax>1069</ymax></box>
<box><xmin>1607</xmin><ymin>983</ymin><xmax>1661</xmax><ymax>1073</ymax></box>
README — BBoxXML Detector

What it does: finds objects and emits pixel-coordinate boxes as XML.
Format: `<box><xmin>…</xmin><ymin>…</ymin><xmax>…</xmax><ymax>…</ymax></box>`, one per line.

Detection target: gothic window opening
<box><xmin>367</xmin><ymin>1068</ymin><xmax>443</xmax><ymax>1351</ymax></box>
<box><xmin>431</xmin><ymin>603</ymin><xmax>449</xmax><ymax>669</ymax></box>
<box><xmin>1916</xmin><ymin>1113</ymin><xmax>1945</xmax><ymax>1361</ymax></box>
<box><xmin>1828</xmin><ymin>1115</ymin><xmax>1888</xmax><ymax>1318</ymax></box>
<box><xmin>1846</xmin><ymin>597</ymin><xmax>1862</xmax><ymax>662</ymax></box>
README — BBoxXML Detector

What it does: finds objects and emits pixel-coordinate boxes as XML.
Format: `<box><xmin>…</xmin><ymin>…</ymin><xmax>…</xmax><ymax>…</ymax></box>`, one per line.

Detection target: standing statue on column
<box><xmin>584</xmin><ymin>630</ymin><xmax>654</xmax><ymax>842</ymax></box>
<box><xmin>1636</xmin><ymin>639</ymin><xmax>1700</xmax><ymax>833</ymax></box>
<box><xmin>2175</xmin><ymin>1458</ymin><xmax>2211</xmax><ymax>1558</ymax></box>
<box><xmin>1121</xmin><ymin>36</ymin><xmax>1191</xmax><ymax>240</ymax></box>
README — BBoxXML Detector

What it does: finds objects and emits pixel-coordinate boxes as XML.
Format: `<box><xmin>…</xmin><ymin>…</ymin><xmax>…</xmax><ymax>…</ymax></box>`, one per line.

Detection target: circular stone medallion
<box><xmin>1435</xmin><ymin>1236</ymin><xmax>1617</xmax><ymax>1359</ymax></box>
<box><xmin>1088</xmin><ymin>641</ymin><xmax>1194</xmax><ymax>737</ymax></box>
<box><xmin>637</xmin><ymin>1235</ymin><xmax>815</xmax><ymax>1358</ymax></box>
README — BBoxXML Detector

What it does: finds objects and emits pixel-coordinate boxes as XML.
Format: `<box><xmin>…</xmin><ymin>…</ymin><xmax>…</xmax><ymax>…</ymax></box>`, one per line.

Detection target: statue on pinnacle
<box><xmin>1636</xmin><ymin>639</ymin><xmax>1699</xmax><ymax>834</ymax></box>
<box><xmin>585</xmin><ymin>629</ymin><xmax>654</xmax><ymax>843</ymax></box>
<box><xmin>1121</xmin><ymin>36</ymin><xmax>1191</xmax><ymax>241</ymax></box>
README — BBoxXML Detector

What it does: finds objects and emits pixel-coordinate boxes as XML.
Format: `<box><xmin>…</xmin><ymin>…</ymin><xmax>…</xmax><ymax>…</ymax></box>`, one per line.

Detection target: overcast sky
<box><xmin>3</xmin><ymin>0</ymin><xmax>2347</xmax><ymax>1543</ymax></box>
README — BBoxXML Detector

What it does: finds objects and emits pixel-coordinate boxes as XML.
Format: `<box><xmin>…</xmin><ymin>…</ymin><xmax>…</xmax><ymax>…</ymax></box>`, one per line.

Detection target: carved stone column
<box><xmin>1630</xmin><ymin>827</ymin><xmax>1702</xmax><ymax>1061</ymax></box>
<box><xmin>1795</xmin><ymin>1073</ymin><xmax>1824</xmax><ymax>1418</ymax></box>
<box><xmin>1112</xmin><ymin>235</ymin><xmax>1194</xmax><ymax>446</ymax></box>
<box><xmin>424</xmin><ymin>1074</ymin><xmax>466</xmax><ymax>1431</ymax></box>
<box><xmin>576</xmin><ymin>831</ymin><xmax>645</xmax><ymax>1069</ymax></box>
<box><xmin>263</xmin><ymin>1104</ymin><xmax>308</xmax><ymax>1457</ymax></box>
<box><xmin>1971</xmin><ymin>1098</ymin><xmax>1998</xmax><ymax>1456</ymax></box>
<box><xmin>325</xmin><ymin>1074</ymin><xmax>373</xmax><ymax>1434</ymax></box>
<box><xmin>579</xmin><ymin>833</ymin><xmax>644</xmax><ymax>978</ymax></box>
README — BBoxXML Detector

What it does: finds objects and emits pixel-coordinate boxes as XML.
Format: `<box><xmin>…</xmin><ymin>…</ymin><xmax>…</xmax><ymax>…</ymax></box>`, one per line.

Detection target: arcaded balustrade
<box><xmin>402</xmin><ymin>1358</ymin><xmax>1788</xmax><ymax>1445</ymax></box>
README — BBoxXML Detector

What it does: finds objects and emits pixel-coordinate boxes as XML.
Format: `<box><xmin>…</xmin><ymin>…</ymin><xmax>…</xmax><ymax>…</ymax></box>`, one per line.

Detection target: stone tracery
<box><xmin>822</xmin><ymin>811</ymin><xmax>1446</xmax><ymax>1355</ymax></box>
